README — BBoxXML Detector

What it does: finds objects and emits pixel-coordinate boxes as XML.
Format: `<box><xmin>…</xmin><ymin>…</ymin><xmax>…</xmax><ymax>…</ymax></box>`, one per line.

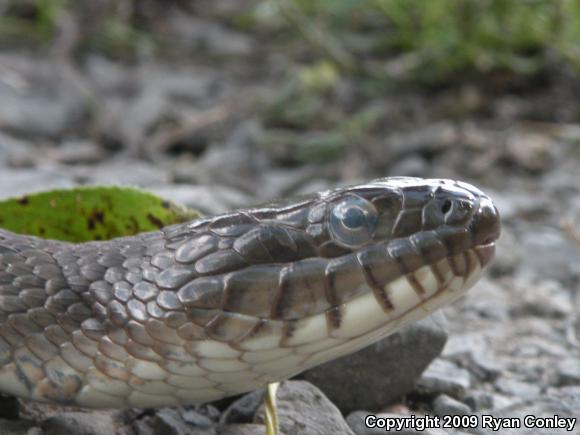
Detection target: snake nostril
<box><xmin>441</xmin><ymin>199</ymin><xmax>452</xmax><ymax>215</ymax></box>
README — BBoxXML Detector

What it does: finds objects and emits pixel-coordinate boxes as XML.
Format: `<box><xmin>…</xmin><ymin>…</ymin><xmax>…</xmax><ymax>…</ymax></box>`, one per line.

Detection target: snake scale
<box><xmin>0</xmin><ymin>177</ymin><xmax>500</xmax><ymax>408</ymax></box>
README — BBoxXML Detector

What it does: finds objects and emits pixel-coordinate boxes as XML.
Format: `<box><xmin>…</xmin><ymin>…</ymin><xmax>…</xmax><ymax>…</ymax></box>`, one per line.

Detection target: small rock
<box><xmin>0</xmin><ymin>132</ymin><xmax>36</xmax><ymax>166</ymax></box>
<box><xmin>117</xmin><ymin>88</ymin><xmax>169</xmax><ymax>153</ymax></box>
<box><xmin>387</xmin><ymin>156</ymin><xmax>430</xmax><ymax>178</ymax></box>
<box><xmin>510</xmin><ymin>279</ymin><xmax>573</xmax><ymax>319</ymax></box>
<box><xmin>254</xmin><ymin>380</ymin><xmax>354</xmax><ymax>435</ymax></box>
<box><xmin>494</xmin><ymin>377</ymin><xmax>541</xmax><ymax>399</ymax></box>
<box><xmin>465</xmin><ymin>388</ymin><xmax>519</xmax><ymax>414</ymax></box>
<box><xmin>556</xmin><ymin>358</ymin><xmax>580</xmax><ymax>386</ymax></box>
<box><xmin>518</xmin><ymin>226</ymin><xmax>580</xmax><ymax>285</ymax></box>
<box><xmin>384</xmin><ymin>123</ymin><xmax>457</xmax><ymax>162</ymax></box>
<box><xmin>178</xmin><ymin>121</ymin><xmax>267</xmax><ymax>190</ymax></box>
<box><xmin>505</xmin><ymin>132</ymin><xmax>557</xmax><ymax>172</ymax></box>
<box><xmin>432</xmin><ymin>394</ymin><xmax>471</xmax><ymax>416</ymax></box>
<box><xmin>216</xmin><ymin>424</ymin><xmax>264</xmax><ymax>435</ymax></box>
<box><xmin>416</xmin><ymin>359</ymin><xmax>471</xmax><ymax>397</ymax></box>
<box><xmin>490</xmin><ymin>393</ymin><xmax>519</xmax><ymax>410</ymax></box>
<box><xmin>462</xmin><ymin>278</ymin><xmax>509</xmax><ymax>321</ymax></box>
<box><xmin>79</xmin><ymin>159</ymin><xmax>171</xmax><ymax>187</ymax></box>
<box><xmin>151</xmin><ymin>408</ymin><xmax>216</xmax><ymax>435</ymax></box>
<box><xmin>0</xmin><ymin>167</ymin><xmax>75</xmax><ymax>199</ymax></box>
<box><xmin>220</xmin><ymin>390</ymin><xmax>264</xmax><ymax>425</ymax></box>
<box><xmin>41</xmin><ymin>412</ymin><xmax>120</xmax><ymax>435</ymax></box>
<box><xmin>463</xmin><ymin>390</ymin><xmax>494</xmax><ymax>411</ymax></box>
<box><xmin>0</xmin><ymin>54</ymin><xmax>89</xmax><ymax>138</ymax></box>
<box><xmin>443</xmin><ymin>332</ymin><xmax>488</xmax><ymax>359</ymax></box>
<box><xmin>301</xmin><ymin>312</ymin><xmax>448</xmax><ymax>413</ymax></box>
<box><xmin>85</xmin><ymin>55</ymin><xmax>135</xmax><ymax>94</ymax></box>
<box><xmin>51</xmin><ymin>140</ymin><xmax>104</xmax><ymax>165</ymax></box>
<box><xmin>0</xmin><ymin>419</ymin><xmax>36</xmax><ymax>435</ymax></box>
<box><xmin>442</xmin><ymin>330</ymin><xmax>501</xmax><ymax>382</ymax></box>
<box><xmin>508</xmin><ymin>335</ymin><xmax>568</xmax><ymax>359</ymax></box>
<box><xmin>257</xmin><ymin>167</ymin><xmax>320</xmax><ymax>200</ymax></box>
<box><xmin>182</xmin><ymin>405</ymin><xmax>221</xmax><ymax>427</ymax></box>
<box><xmin>150</xmin><ymin>184</ymin><xmax>252</xmax><ymax>215</ymax></box>
<box><xmin>471</xmin><ymin>386</ymin><xmax>580</xmax><ymax>435</ymax></box>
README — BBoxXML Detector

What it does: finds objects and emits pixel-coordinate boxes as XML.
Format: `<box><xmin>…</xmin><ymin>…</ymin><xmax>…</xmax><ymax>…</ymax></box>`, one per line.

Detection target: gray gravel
<box><xmin>0</xmin><ymin>5</ymin><xmax>579</xmax><ymax>433</ymax></box>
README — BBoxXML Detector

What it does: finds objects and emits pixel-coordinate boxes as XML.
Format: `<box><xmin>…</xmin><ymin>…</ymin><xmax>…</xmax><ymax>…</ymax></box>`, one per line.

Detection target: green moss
<box><xmin>0</xmin><ymin>186</ymin><xmax>201</xmax><ymax>243</ymax></box>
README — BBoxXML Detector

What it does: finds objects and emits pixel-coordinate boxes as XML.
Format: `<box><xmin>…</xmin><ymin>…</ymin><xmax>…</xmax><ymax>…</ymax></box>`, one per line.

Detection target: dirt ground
<box><xmin>0</xmin><ymin>1</ymin><xmax>579</xmax><ymax>434</ymax></box>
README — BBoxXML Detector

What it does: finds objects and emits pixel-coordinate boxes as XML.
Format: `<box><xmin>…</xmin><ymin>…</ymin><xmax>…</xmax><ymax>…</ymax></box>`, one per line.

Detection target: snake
<box><xmin>0</xmin><ymin>177</ymin><xmax>500</xmax><ymax>408</ymax></box>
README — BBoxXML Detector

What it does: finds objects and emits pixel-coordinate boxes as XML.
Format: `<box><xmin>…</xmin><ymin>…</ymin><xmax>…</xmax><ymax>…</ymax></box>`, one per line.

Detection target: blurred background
<box><xmin>0</xmin><ymin>1</ymin><xmax>579</xmax><ymax>434</ymax></box>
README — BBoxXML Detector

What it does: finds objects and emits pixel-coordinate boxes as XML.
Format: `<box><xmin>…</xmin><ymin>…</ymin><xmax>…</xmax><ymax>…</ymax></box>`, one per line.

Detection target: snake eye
<box><xmin>329</xmin><ymin>195</ymin><xmax>378</xmax><ymax>247</ymax></box>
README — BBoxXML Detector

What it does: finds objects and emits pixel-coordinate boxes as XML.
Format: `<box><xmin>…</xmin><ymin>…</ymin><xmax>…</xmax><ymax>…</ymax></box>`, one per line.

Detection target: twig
<box><xmin>143</xmin><ymin>102</ymin><xmax>238</xmax><ymax>157</ymax></box>
<box><xmin>561</xmin><ymin>218</ymin><xmax>580</xmax><ymax>247</ymax></box>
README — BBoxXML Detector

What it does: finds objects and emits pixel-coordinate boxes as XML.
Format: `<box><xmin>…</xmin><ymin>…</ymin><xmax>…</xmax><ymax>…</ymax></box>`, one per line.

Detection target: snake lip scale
<box><xmin>0</xmin><ymin>177</ymin><xmax>500</xmax><ymax>408</ymax></box>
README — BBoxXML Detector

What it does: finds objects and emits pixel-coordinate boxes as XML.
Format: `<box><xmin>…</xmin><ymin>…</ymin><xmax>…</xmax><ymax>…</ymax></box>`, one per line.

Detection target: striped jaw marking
<box><xmin>282</xmin><ymin>244</ymin><xmax>494</xmax><ymax>375</ymax></box>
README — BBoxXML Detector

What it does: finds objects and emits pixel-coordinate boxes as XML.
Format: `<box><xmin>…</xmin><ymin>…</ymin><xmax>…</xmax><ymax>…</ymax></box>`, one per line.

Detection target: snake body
<box><xmin>0</xmin><ymin>177</ymin><xmax>500</xmax><ymax>408</ymax></box>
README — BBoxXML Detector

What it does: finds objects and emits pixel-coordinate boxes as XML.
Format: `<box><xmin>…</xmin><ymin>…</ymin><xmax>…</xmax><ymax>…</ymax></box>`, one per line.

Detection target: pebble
<box><xmin>148</xmin><ymin>408</ymin><xmax>216</xmax><ymax>435</ymax></box>
<box><xmin>78</xmin><ymin>159</ymin><xmax>172</xmax><ymax>187</ymax></box>
<box><xmin>432</xmin><ymin>394</ymin><xmax>471</xmax><ymax>416</ymax></box>
<box><xmin>0</xmin><ymin>63</ymin><xmax>87</xmax><ymax>138</ymax></box>
<box><xmin>471</xmin><ymin>386</ymin><xmax>580</xmax><ymax>435</ymax></box>
<box><xmin>0</xmin><ymin>167</ymin><xmax>75</xmax><ymax>199</ymax></box>
<box><xmin>555</xmin><ymin>358</ymin><xmax>580</xmax><ymax>386</ymax></box>
<box><xmin>462</xmin><ymin>278</ymin><xmax>509</xmax><ymax>321</ymax></box>
<box><xmin>41</xmin><ymin>412</ymin><xmax>121</xmax><ymax>435</ymax></box>
<box><xmin>0</xmin><ymin>419</ymin><xmax>37</xmax><ymax>435</ymax></box>
<box><xmin>216</xmin><ymin>424</ymin><xmax>264</xmax><ymax>435</ymax></box>
<box><xmin>510</xmin><ymin>279</ymin><xmax>573</xmax><ymax>319</ymax></box>
<box><xmin>220</xmin><ymin>390</ymin><xmax>264</xmax><ymax>425</ymax></box>
<box><xmin>150</xmin><ymin>184</ymin><xmax>252</xmax><ymax>215</ymax></box>
<box><xmin>0</xmin><ymin>132</ymin><xmax>35</xmax><ymax>166</ymax></box>
<box><xmin>416</xmin><ymin>359</ymin><xmax>471</xmax><ymax>397</ymax></box>
<box><xmin>462</xmin><ymin>390</ymin><xmax>494</xmax><ymax>412</ymax></box>
<box><xmin>518</xmin><ymin>226</ymin><xmax>580</xmax><ymax>285</ymax></box>
<box><xmin>387</xmin><ymin>155</ymin><xmax>430</xmax><ymax>178</ymax></box>
<box><xmin>494</xmin><ymin>377</ymin><xmax>542</xmax><ymax>399</ymax></box>
<box><xmin>50</xmin><ymin>140</ymin><xmax>104</xmax><ymax>165</ymax></box>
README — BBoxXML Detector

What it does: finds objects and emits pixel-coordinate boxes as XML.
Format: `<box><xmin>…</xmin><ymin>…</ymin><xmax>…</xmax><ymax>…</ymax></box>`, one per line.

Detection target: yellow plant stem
<box><xmin>265</xmin><ymin>382</ymin><xmax>280</xmax><ymax>435</ymax></box>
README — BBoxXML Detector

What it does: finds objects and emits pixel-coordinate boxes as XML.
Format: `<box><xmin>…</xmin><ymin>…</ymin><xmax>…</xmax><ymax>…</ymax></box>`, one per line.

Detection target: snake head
<box><xmin>304</xmin><ymin>177</ymin><xmax>500</xmax><ymax>266</ymax></box>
